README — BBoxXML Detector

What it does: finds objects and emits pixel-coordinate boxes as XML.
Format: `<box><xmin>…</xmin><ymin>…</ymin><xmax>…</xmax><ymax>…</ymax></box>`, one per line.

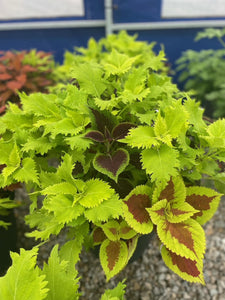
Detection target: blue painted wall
<box><xmin>0</xmin><ymin>0</ymin><xmax>224</xmax><ymax>71</ymax></box>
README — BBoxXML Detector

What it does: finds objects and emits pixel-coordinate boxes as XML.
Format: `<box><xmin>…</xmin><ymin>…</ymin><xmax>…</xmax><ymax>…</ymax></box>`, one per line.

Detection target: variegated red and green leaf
<box><xmin>100</xmin><ymin>239</ymin><xmax>128</xmax><ymax>281</ymax></box>
<box><xmin>156</xmin><ymin>218</ymin><xmax>206</xmax><ymax>261</ymax></box>
<box><xmin>148</xmin><ymin>198</ymin><xmax>198</xmax><ymax>225</ymax></box>
<box><xmin>152</xmin><ymin>176</ymin><xmax>186</xmax><ymax>205</ymax></box>
<box><xmin>186</xmin><ymin>186</ymin><xmax>222</xmax><ymax>225</ymax></box>
<box><xmin>119</xmin><ymin>220</ymin><xmax>137</xmax><ymax>240</ymax></box>
<box><xmin>126</xmin><ymin>235</ymin><xmax>139</xmax><ymax>261</ymax></box>
<box><xmin>92</xmin><ymin>227</ymin><xmax>107</xmax><ymax>245</ymax></box>
<box><xmin>93</xmin><ymin>148</ymin><xmax>129</xmax><ymax>182</ymax></box>
<box><xmin>101</xmin><ymin>220</ymin><xmax>120</xmax><ymax>241</ymax></box>
<box><xmin>122</xmin><ymin>185</ymin><xmax>153</xmax><ymax>234</ymax></box>
<box><xmin>161</xmin><ymin>245</ymin><xmax>205</xmax><ymax>284</ymax></box>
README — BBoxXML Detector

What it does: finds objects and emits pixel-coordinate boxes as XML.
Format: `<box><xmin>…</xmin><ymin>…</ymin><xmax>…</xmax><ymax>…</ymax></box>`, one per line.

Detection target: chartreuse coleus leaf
<box><xmin>120</xmin><ymin>126</ymin><xmax>159</xmax><ymax>149</ymax></box>
<box><xmin>0</xmin><ymin>248</ymin><xmax>48</xmax><ymax>300</ymax></box>
<box><xmin>44</xmin><ymin>195</ymin><xmax>85</xmax><ymax>225</ymax></box>
<box><xmin>201</xmin><ymin>119</ymin><xmax>225</xmax><ymax>148</ymax></box>
<box><xmin>123</xmin><ymin>185</ymin><xmax>153</xmax><ymax>234</ymax></box>
<box><xmin>93</xmin><ymin>148</ymin><xmax>129</xmax><ymax>182</ymax></box>
<box><xmin>2</xmin><ymin>143</ymin><xmax>20</xmax><ymax>182</ymax></box>
<box><xmin>161</xmin><ymin>245</ymin><xmax>205</xmax><ymax>284</ymax></box>
<box><xmin>104</xmin><ymin>49</ymin><xmax>139</xmax><ymax>76</ymax></box>
<box><xmin>164</xmin><ymin>100</ymin><xmax>189</xmax><ymax>139</ymax></box>
<box><xmin>71</xmin><ymin>62</ymin><xmax>106</xmax><ymax>97</ymax></box>
<box><xmin>14</xmin><ymin>157</ymin><xmax>39</xmax><ymax>184</ymax></box>
<box><xmin>186</xmin><ymin>186</ymin><xmax>222</xmax><ymax>225</ymax></box>
<box><xmin>84</xmin><ymin>194</ymin><xmax>123</xmax><ymax>223</ymax></box>
<box><xmin>101</xmin><ymin>220</ymin><xmax>137</xmax><ymax>241</ymax></box>
<box><xmin>101</xmin><ymin>280</ymin><xmax>126</xmax><ymax>300</ymax></box>
<box><xmin>66</xmin><ymin>134</ymin><xmax>93</xmax><ymax>151</ymax></box>
<box><xmin>79</xmin><ymin>179</ymin><xmax>114</xmax><ymax>208</ymax></box>
<box><xmin>183</xmin><ymin>96</ymin><xmax>206</xmax><ymax>133</ymax></box>
<box><xmin>23</xmin><ymin>136</ymin><xmax>56</xmax><ymax>155</ymax></box>
<box><xmin>120</xmin><ymin>67</ymin><xmax>150</xmax><ymax>103</ymax></box>
<box><xmin>141</xmin><ymin>145</ymin><xmax>180</xmax><ymax>183</ymax></box>
<box><xmin>100</xmin><ymin>239</ymin><xmax>128</xmax><ymax>281</ymax></box>
<box><xmin>20</xmin><ymin>92</ymin><xmax>61</xmax><ymax>118</ymax></box>
<box><xmin>26</xmin><ymin>210</ymin><xmax>64</xmax><ymax>241</ymax></box>
<box><xmin>154</xmin><ymin>113</ymin><xmax>172</xmax><ymax>146</ymax></box>
<box><xmin>41</xmin><ymin>181</ymin><xmax>77</xmax><ymax>195</ymax></box>
<box><xmin>42</xmin><ymin>245</ymin><xmax>80</xmax><ymax>300</ymax></box>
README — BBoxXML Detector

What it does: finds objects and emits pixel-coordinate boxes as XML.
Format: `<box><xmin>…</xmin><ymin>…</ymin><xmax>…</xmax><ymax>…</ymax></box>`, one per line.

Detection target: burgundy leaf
<box><xmin>85</xmin><ymin>130</ymin><xmax>105</xmax><ymax>142</ymax></box>
<box><xmin>112</xmin><ymin>122</ymin><xmax>136</xmax><ymax>140</ymax></box>
<box><xmin>94</xmin><ymin>149</ymin><xmax>129</xmax><ymax>180</ymax></box>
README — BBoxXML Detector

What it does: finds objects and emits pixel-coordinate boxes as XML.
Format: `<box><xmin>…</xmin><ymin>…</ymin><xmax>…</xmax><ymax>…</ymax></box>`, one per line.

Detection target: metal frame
<box><xmin>0</xmin><ymin>0</ymin><xmax>225</xmax><ymax>34</ymax></box>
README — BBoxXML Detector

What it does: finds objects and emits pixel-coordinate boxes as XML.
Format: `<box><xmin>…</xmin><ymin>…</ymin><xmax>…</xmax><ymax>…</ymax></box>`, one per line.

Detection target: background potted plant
<box><xmin>176</xmin><ymin>27</ymin><xmax>225</xmax><ymax>119</ymax></box>
<box><xmin>0</xmin><ymin>32</ymin><xmax>224</xmax><ymax>297</ymax></box>
<box><xmin>0</xmin><ymin>49</ymin><xmax>57</xmax><ymax>115</ymax></box>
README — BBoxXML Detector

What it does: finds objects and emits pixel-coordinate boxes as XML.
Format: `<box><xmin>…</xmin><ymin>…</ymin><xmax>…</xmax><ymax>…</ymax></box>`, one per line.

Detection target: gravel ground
<box><xmin>14</xmin><ymin>189</ymin><xmax>225</xmax><ymax>300</ymax></box>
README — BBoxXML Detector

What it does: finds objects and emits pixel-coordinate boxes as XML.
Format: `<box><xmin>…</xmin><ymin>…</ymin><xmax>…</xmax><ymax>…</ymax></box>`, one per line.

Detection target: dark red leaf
<box><xmin>112</xmin><ymin>122</ymin><xmax>136</xmax><ymax>140</ymax></box>
<box><xmin>95</xmin><ymin>149</ymin><xmax>129</xmax><ymax>177</ymax></box>
<box><xmin>85</xmin><ymin>130</ymin><xmax>105</xmax><ymax>142</ymax></box>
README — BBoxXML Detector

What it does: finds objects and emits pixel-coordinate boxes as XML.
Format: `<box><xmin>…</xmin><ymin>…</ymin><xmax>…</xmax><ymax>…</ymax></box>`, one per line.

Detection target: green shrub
<box><xmin>176</xmin><ymin>28</ymin><xmax>225</xmax><ymax>118</ymax></box>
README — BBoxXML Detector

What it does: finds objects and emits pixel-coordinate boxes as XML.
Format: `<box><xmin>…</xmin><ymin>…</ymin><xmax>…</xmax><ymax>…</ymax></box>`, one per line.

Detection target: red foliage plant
<box><xmin>0</xmin><ymin>50</ymin><xmax>56</xmax><ymax>115</ymax></box>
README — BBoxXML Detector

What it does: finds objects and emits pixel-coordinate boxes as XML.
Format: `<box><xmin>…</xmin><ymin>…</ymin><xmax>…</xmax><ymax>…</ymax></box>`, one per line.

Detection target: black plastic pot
<box><xmin>129</xmin><ymin>232</ymin><xmax>155</xmax><ymax>263</ymax></box>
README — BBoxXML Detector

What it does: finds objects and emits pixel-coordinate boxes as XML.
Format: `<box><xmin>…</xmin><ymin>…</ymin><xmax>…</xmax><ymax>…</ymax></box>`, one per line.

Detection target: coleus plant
<box><xmin>0</xmin><ymin>49</ymin><xmax>56</xmax><ymax>115</ymax></box>
<box><xmin>0</xmin><ymin>32</ymin><xmax>224</xmax><ymax>290</ymax></box>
